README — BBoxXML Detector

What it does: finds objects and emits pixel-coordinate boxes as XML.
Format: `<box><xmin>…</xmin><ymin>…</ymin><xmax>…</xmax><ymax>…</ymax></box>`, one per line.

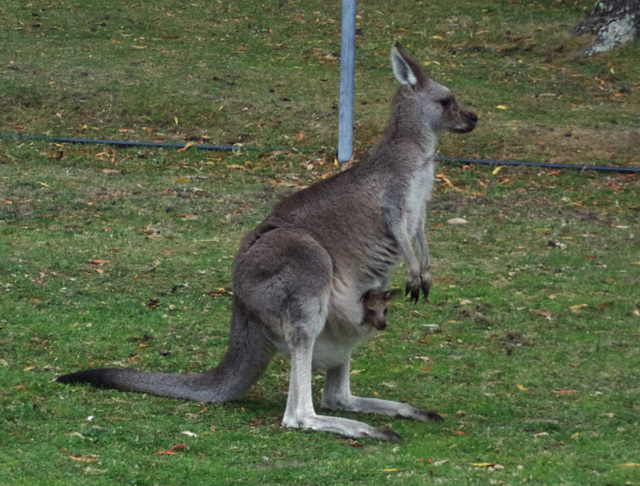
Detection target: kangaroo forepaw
<box><xmin>405</xmin><ymin>282</ymin><xmax>420</xmax><ymax>304</ymax></box>
<box><xmin>405</xmin><ymin>276</ymin><xmax>430</xmax><ymax>304</ymax></box>
<box><xmin>421</xmin><ymin>277</ymin><xmax>431</xmax><ymax>302</ymax></box>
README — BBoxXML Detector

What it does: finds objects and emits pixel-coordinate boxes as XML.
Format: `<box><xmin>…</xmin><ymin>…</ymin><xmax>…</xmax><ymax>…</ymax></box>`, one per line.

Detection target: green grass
<box><xmin>1</xmin><ymin>0</ymin><xmax>640</xmax><ymax>484</ymax></box>
<box><xmin>2</xmin><ymin>143</ymin><xmax>639</xmax><ymax>485</ymax></box>
<box><xmin>2</xmin><ymin>0</ymin><xmax>639</xmax><ymax>166</ymax></box>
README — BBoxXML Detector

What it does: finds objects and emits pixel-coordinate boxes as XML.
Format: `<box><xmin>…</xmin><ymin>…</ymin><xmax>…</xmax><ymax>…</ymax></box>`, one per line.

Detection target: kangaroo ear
<box><xmin>390</xmin><ymin>43</ymin><xmax>428</xmax><ymax>88</ymax></box>
<box><xmin>361</xmin><ymin>290</ymin><xmax>372</xmax><ymax>302</ymax></box>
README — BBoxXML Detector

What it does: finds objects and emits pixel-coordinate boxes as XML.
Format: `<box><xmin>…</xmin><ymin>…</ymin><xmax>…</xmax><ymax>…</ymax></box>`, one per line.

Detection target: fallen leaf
<box><xmin>598</xmin><ymin>302</ymin><xmax>614</xmax><ymax>309</ymax></box>
<box><xmin>448</xmin><ymin>218</ymin><xmax>468</xmax><ymax>225</ymax></box>
<box><xmin>471</xmin><ymin>462</ymin><xmax>496</xmax><ymax>467</ymax></box>
<box><xmin>555</xmin><ymin>389</ymin><xmax>577</xmax><ymax>394</ymax></box>
<box><xmin>496</xmin><ymin>105</ymin><xmax>508</xmax><ymax>110</ymax></box>
<box><xmin>175</xmin><ymin>177</ymin><xmax>189</xmax><ymax>183</ymax></box>
<box><xmin>181</xmin><ymin>431</ymin><xmax>197</xmax><ymax>437</ymax></box>
<box><xmin>548</xmin><ymin>240</ymin><xmax>567</xmax><ymax>250</ymax></box>
<box><xmin>517</xmin><ymin>384</ymin><xmax>529</xmax><ymax>391</ymax></box>
<box><xmin>459</xmin><ymin>299</ymin><xmax>472</xmax><ymax>305</ymax></box>
<box><xmin>492</xmin><ymin>166</ymin><xmax>503</xmax><ymax>175</ymax></box>
<box><xmin>68</xmin><ymin>456</ymin><xmax>99</xmax><ymax>462</ymax></box>
<box><xmin>435</xmin><ymin>172</ymin><xmax>459</xmax><ymax>190</ymax></box>
<box><xmin>433</xmin><ymin>459</ymin><xmax>449</xmax><ymax>466</ymax></box>
<box><xmin>154</xmin><ymin>443</ymin><xmax>187</xmax><ymax>455</ymax></box>
<box><xmin>100</xmin><ymin>169</ymin><xmax>120</xmax><ymax>174</ymax></box>
<box><xmin>89</xmin><ymin>260</ymin><xmax>110</xmax><ymax>265</ymax></box>
<box><xmin>147</xmin><ymin>298</ymin><xmax>161</xmax><ymax>308</ymax></box>
<box><xmin>621</xmin><ymin>463</ymin><xmax>640</xmax><ymax>467</ymax></box>
<box><xmin>23</xmin><ymin>366</ymin><xmax>36</xmax><ymax>371</ymax></box>
<box><xmin>379</xmin><ymin>468</ymin><xmax>400</xmax><ymax>472</ymax></box>
<box><xmin>570</xmin><ymin>304</ymin><xmax>588</xmax><ymax>311</ymax></box>
<box><xmin>177</xmin><ymin>141</ymin><xmax>198</xmax><ymax>152</ymax></box>
<box><xmin>227</xmin><ymin>164</ymin><xmax>251</xmax><ymax>171</ymax></box>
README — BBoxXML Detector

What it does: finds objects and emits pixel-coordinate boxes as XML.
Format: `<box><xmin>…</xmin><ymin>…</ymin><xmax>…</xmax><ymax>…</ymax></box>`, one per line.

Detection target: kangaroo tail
<box><xmin>57</xmin><ymin>298</ymin><xmax>276</xmax><ymax>403</ymax></box>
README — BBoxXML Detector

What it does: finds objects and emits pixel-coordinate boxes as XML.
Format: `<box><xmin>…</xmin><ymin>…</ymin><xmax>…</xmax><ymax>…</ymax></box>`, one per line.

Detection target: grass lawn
<box><xmin>1</xmin><ymin>0</ymin><xmax>639</xmax><ymax>484</ymax></box>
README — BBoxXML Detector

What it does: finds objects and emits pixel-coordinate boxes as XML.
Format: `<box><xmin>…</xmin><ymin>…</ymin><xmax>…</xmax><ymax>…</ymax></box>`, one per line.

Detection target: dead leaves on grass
<box><xmin>68</xmin><ymin>455</ymin><xmax>99</xmax><ymax>462</ymax></box>
<box><xmin>154</xmin><ymin>443</ymin><xmax>187</xmax><ymax>456</ymax></box>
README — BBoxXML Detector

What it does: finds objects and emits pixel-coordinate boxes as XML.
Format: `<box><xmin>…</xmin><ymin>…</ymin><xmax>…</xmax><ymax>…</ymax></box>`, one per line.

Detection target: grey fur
<box><xmin>57</xmin><ymin>43</ymin><xmax>477</xmax><ymax>441</ymax></box>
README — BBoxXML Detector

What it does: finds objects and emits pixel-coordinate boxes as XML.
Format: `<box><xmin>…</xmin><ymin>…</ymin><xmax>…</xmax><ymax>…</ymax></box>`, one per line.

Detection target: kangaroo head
<box><xmin>390</xmin><ymin>43</ymin><xmax>477</xmax><ymax>135</ymax></box>
<box><xmin>361</xmin><ymin>289</ymin><xmax>402</xmax><ymax>331</ymax></box>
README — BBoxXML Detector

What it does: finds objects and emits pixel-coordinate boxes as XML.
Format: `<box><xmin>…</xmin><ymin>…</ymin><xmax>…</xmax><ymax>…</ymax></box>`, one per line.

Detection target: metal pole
<box><xmin>338</xmin><ymin>0</ymin><xmax>356</xmax><ymax>164</ymax></box>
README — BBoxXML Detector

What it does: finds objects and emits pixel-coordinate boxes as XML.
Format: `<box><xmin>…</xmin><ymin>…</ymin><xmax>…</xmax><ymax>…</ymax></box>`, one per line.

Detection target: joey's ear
<box><xmin>390</xmin><ymin>42</ymin><xmax>428</xmax><ymax>88</ymax></box>
<box><xmin>383</xmin><ymin>289</ymin><xmax>403</xmax><ymax>302</ymax></box>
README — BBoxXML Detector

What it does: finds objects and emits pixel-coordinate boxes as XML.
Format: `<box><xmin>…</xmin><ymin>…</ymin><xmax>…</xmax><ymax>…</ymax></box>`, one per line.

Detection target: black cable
<box><xmin>436</xmin><ymin>157</ymin><xmax>640</xmax><ymax>174</ymax></box>
<box><xmin>2</xmin><ymin>132</ymin><xmax>638</xmax><ymax>173</ymax></box>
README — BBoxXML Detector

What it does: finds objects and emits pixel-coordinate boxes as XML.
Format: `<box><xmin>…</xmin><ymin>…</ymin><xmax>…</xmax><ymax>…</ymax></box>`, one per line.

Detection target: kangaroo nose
<box><xmin>470</xmin><ymin>112</ymin><xmax>478</xmax><ymax>123</ymax></box>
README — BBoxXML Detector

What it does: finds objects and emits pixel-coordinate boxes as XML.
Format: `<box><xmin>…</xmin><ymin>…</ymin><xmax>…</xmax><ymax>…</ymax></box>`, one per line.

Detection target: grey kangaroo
<box><xmin>57</xmin><ymin>43</ymin><xmax>477</xmax><ymax>442</ymax></box>
<box><xmin>361</xmin><ymin>289</ymin><xmax>401</xmax><ymax>331</ymax></box>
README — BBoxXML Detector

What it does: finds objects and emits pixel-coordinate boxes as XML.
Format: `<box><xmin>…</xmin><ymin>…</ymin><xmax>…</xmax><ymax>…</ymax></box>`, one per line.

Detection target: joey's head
<box><xmin>361</xmin><ymin>289</ymin><xmax>402</xmax><ymax>331</ymax></box>
<box><xmin>390</xmin><ymin>43</ymin><xmax>477</xmax><ymax>136</ymax></box>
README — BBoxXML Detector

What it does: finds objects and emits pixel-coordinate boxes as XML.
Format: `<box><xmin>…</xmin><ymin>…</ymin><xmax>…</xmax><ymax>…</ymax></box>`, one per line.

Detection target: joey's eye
<box><xmin>383</xmin><ymin>309</ymin><xmax>388</xmax><ymax>316</ymax></box>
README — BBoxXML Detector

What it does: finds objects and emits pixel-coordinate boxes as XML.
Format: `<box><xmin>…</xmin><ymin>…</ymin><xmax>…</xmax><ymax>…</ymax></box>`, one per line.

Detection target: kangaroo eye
<box><xmin>439</xmin><ymin>97</ymin><xmax>453</xmax><ymax>108</ymax></box>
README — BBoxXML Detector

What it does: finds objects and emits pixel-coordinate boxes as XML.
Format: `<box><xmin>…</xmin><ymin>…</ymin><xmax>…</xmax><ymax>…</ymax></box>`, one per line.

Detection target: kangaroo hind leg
<box><xmin>281</xmin><ymin>314</ymin><xmax>401</xmax><ymax>442</ymax></box>
<box><xmin>322</xmin><ymin>359</ymin><xmax>443</xmax><ymax>422</ymax></box>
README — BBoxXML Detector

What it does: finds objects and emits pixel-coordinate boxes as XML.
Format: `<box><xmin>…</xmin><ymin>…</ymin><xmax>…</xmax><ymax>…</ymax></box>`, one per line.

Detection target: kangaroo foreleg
<box><xmin>395</xmin><ymin>223</ymin><xmax>425</xmax><ymax>303</ymax></box>
<box><xmin>322</xmin><ymin>360</ymin><xmax>442</xmax><ymax>422</ymax></box>
<box><xmin>414</xmin><ymin>223</ymin><xmax>431</xmax><ymax>301</ymax></box>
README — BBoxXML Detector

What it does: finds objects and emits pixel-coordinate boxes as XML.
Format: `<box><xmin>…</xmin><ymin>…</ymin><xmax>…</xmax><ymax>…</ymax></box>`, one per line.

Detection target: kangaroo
<box><xmin>361</xmin><ymin>289</ymin><xmax>401</xmax><ymax>330</ymax></box>
<box><xmin>57</xmin><ymin>43</ymin><xmax>477</xmax><ymax>442</ymax></box>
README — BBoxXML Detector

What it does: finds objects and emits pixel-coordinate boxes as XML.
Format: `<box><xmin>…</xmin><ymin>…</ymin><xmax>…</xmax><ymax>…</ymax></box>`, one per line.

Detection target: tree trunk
<box><xmin>573</xmin><ymin>0</ymin><xmax>640</xmax><ymax>56</ymax></box>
